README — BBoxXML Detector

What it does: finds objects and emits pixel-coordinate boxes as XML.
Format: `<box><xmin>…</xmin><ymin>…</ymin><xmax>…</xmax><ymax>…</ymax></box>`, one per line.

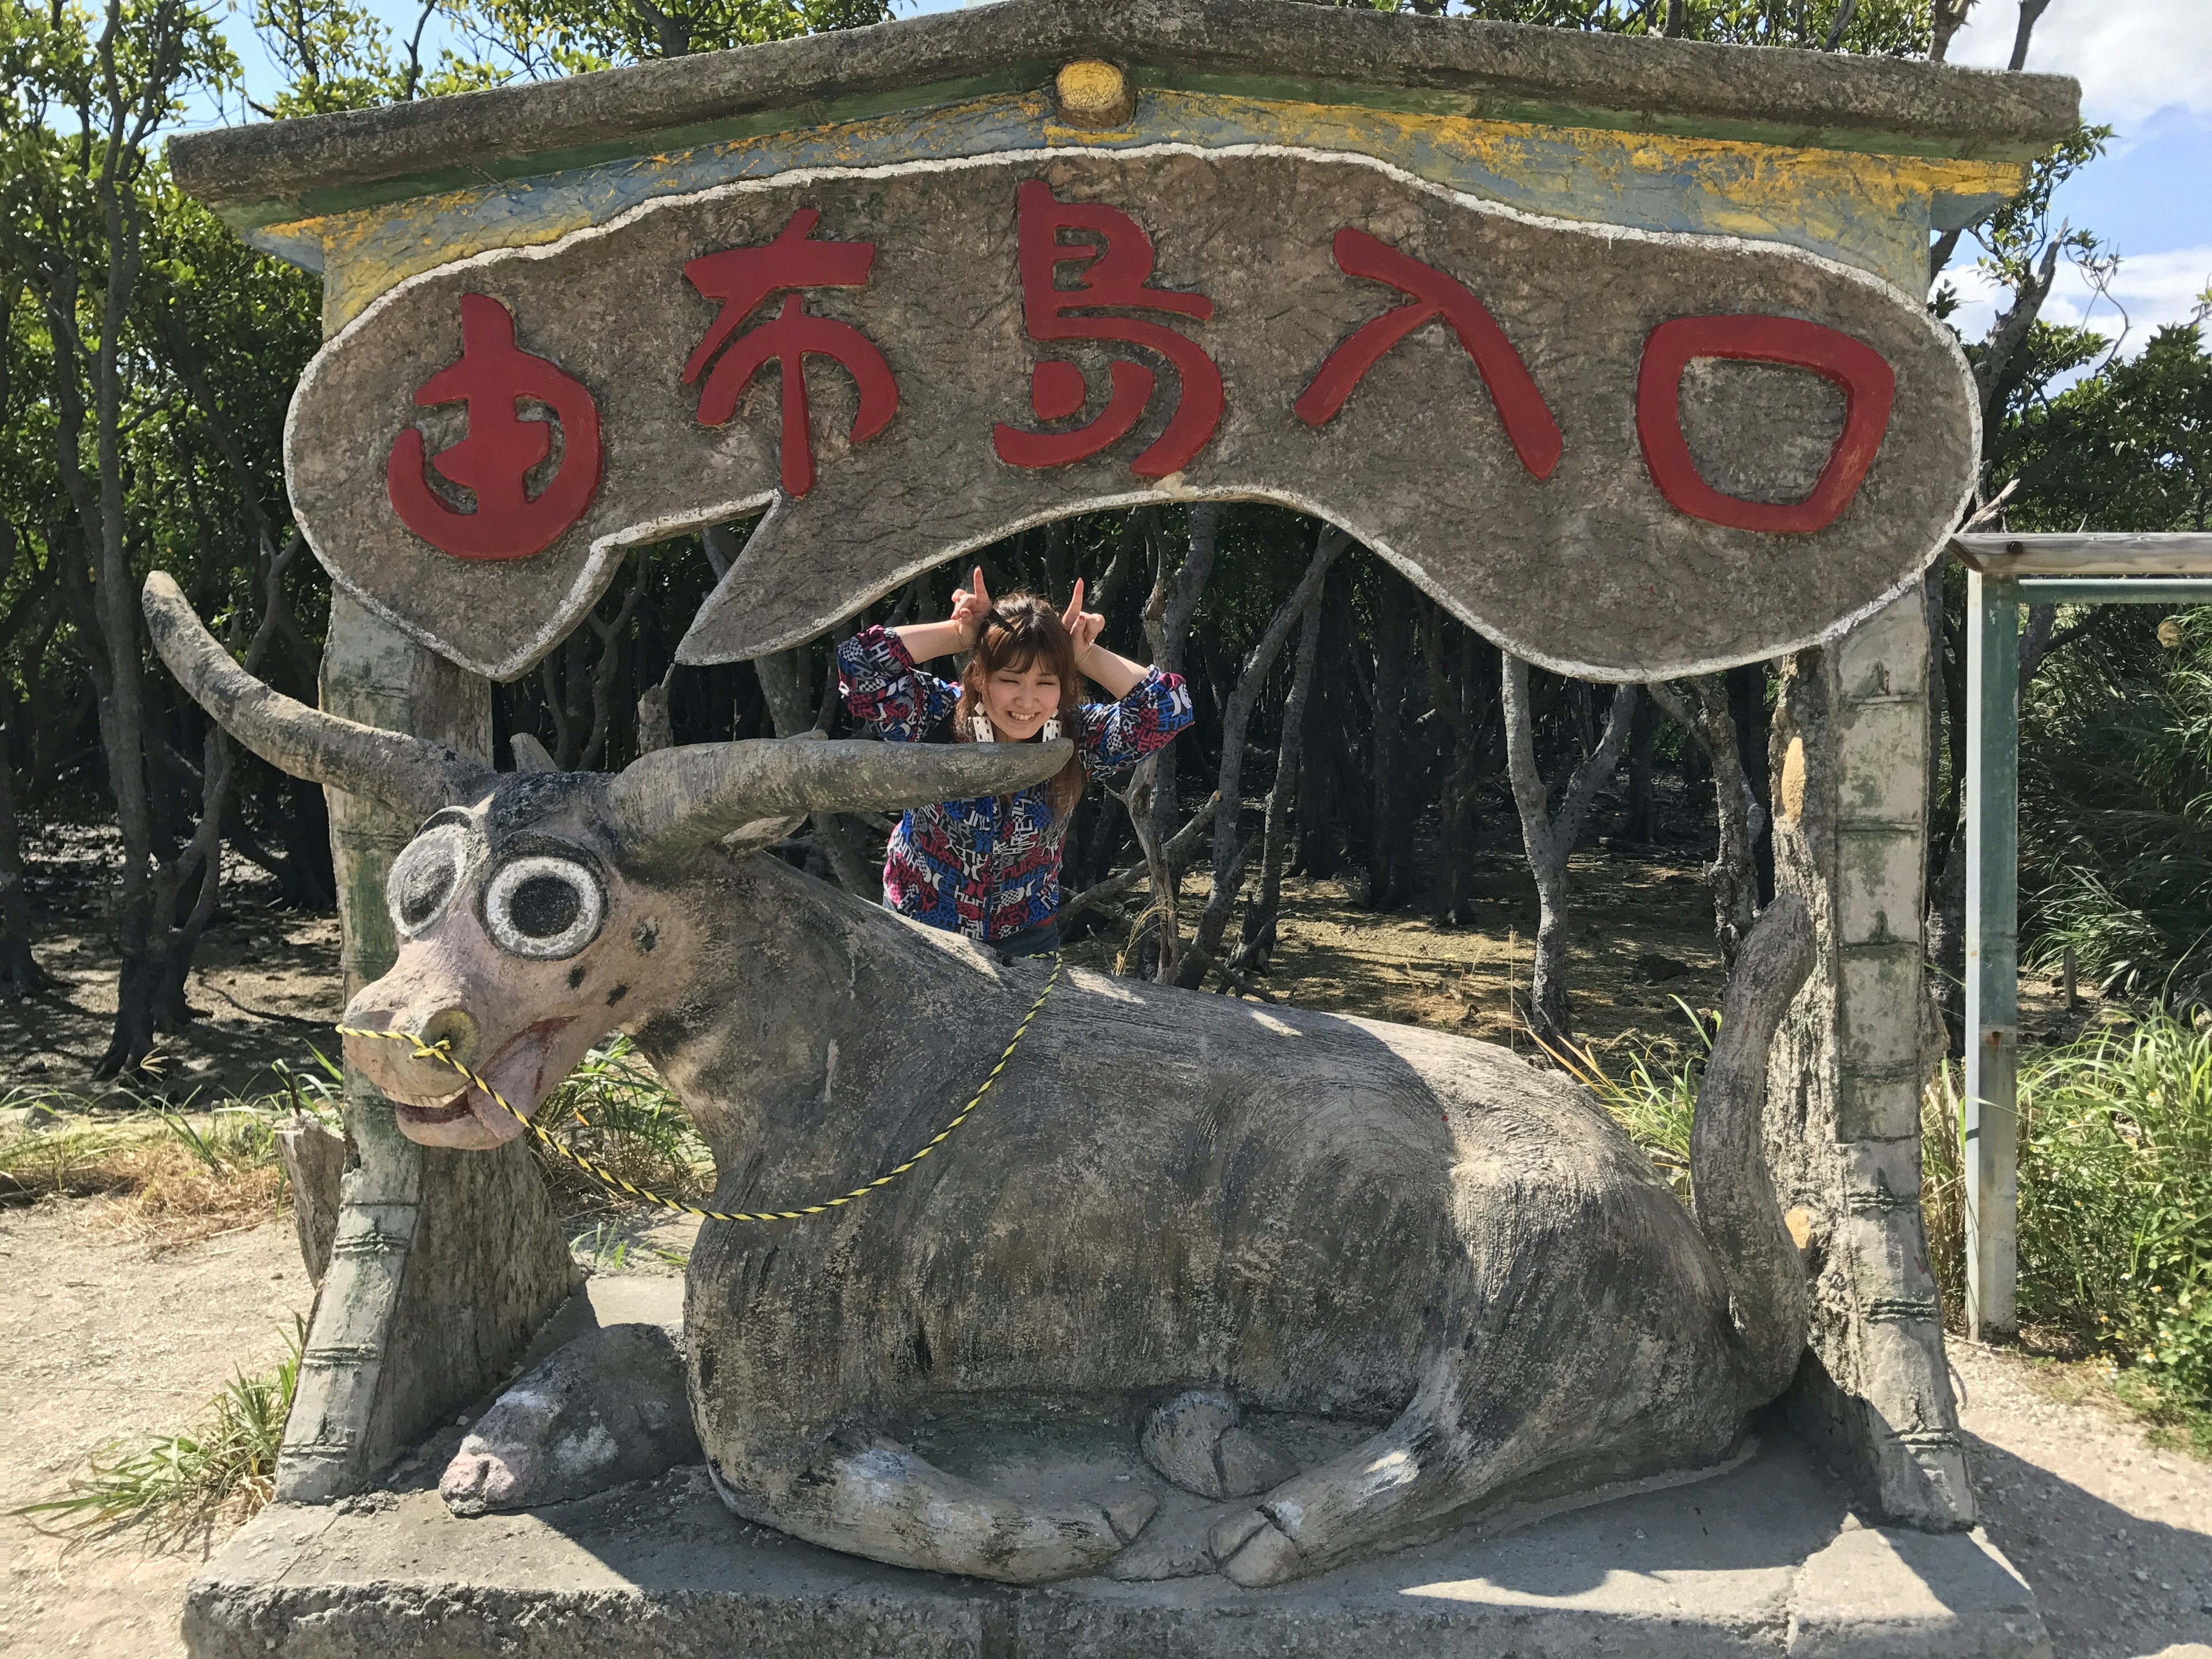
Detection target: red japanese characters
<box><xmin>682</xmin><ymin>209</ymin><xmax>899</xmax><ymax>498</ymax></box>
<box><xmin>385</xmin><ymin>189</ymin><xmax>1903</xmax><ymax>564</ymax></box>
<box><xmin>1296</xmin><ymin>228</ymin><xmax>1563</xmax><ymax>482</ymax></box>
<box><xmin>993</xmin><ymin>180</ymin><xmax>1225</xmax><ymax>479</ymax></box>
<box><xmin>1635</xmin><ymin>314</ymin><xmax>1896</xmax><ymax>535</ymax></box>
<box><xmin>385</xmin><ymin>292</ymin><xmax>603</xmax><ymax>561</ymax></box>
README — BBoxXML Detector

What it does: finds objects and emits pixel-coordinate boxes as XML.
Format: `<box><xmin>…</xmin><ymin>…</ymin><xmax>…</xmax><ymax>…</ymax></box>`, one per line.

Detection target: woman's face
<box><xmin>982</xmin><ymin>658</ymin><xmax>1061</xmax><ymax>741</ymax></box>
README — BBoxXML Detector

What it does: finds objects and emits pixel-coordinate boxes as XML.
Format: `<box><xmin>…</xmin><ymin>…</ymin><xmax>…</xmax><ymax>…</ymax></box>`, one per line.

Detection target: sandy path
<box><xmin>0</xmin><ymin>1203</ymin><xmax>312</xmax><ymax>1658</ymax></box>
<box><xmin>1952</xmin><ymin>1341</ymin><xmax>2212</xmax><ymax>1659</ymax></box>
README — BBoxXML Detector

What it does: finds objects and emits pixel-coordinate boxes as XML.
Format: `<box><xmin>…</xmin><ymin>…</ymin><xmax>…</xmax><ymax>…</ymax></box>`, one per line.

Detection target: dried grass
<box><xmin>0</xmin><ymin>1097</ymin><xmax>295</xmax><ymax>1250</ymax></box>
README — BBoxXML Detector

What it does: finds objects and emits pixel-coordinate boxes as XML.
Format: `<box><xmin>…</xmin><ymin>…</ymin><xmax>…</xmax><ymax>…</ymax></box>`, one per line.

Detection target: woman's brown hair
<box><xmin>955</xmin><ymin>592</ymin><xmax>1085</xmax><ymax>819</ymax></box>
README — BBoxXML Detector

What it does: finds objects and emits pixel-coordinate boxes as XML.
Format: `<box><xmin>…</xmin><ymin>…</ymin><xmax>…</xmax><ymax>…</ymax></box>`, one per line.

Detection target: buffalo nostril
<box><xmin>414</xmin><ymin>1006</ymin><xmax>480</xmax><ymax>1068</ymax></box>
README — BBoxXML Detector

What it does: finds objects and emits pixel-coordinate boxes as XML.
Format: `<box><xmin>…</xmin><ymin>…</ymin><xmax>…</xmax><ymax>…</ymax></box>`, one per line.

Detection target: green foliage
<box><xmin>528</xmin><ymin>1034</ymin><xmax>715</xmax><ymax>1209</ymax></box>
<box><xmin>1361</xmin><ymin>0</ymin><xmax>1934</xmax><ymax>54</ymax></box>
<box><xmin>437</xmin><ymin>0</ymin><xmax>889</xmax><ymax>85</ymax></box>
<box><xmin>2014</xmin><ymin>1014</ymin><xmax>2212</xmax><ymax>1415</ymax></box>
<box><xmin>2004</xmin><ymin>323</ymin><xmax>2212</xmax><ymax>535</ymax></box>
<box><xmin>1974</xmin><ymin>123</ymin><xmax>2112</xmax><ymax>294</ymax></box>
<box><xmin>14</xmin><ymin>1320</ymin><xmax>302</xmax><ymax>1539</ymax></box>
<box><xmin>2019</xmin><ymin>603</ymin><xmax>2212</xmax><ymax>998</ymax></box>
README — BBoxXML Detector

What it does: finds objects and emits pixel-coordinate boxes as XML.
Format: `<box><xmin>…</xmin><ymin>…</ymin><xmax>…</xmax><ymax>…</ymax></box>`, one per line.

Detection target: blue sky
<box><xmin>1941</xmin><ymin>0</ymin><xmax>2210</xmax><ymax>351</ymax></box>
<box><xmin>202</xmin><ymin>0</ymin><xmax>2206</xmax><ymax>351</ymax></box>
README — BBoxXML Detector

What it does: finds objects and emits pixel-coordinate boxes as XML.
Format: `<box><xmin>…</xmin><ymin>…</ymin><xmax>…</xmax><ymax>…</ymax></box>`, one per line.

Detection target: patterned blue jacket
<box><xmin>836</xmin><ymin>626</ymin><xmax>1193</xmax><ymax>942</ymax></box>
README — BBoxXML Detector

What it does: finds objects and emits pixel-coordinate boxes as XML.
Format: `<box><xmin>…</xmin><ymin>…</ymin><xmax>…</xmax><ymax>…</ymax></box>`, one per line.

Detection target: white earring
<box><xmin>1041</xmin><ymin>717</ymin><xmax>1062</xmax><ymax>743</ymax></box>
<box><xmin>970</xmin><ymin>712</ymin><xmax>995</xmax><ymax>743</ymax></box>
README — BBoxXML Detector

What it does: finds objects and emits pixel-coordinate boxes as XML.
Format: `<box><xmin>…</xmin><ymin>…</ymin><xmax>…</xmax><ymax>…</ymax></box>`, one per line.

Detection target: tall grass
<box><xmin>1925</xmin><ymin>1011</ymin><xmax>2211</xmax><ymax>1435</ymax></box>
<box><xmin>1537</xmin><ymin>999</ymin><xmax>1710</xmax><ymax>1200</ymax></box>
<box><xmin>1574</xmin><ymin>1006</ymin><xmax>2210</xmax><ymax>1441</ymax></box>
<box><xmin>14</xmin><ymin>1320</ymin><xmax>302</xmax><ymax>1541</ymax></box>
<box><xmin>2016</xmin><ymin>1015</ymin><xmax>2212</xmax><ymax>1404</ymax></box>
<box><xmin>0</xmin><ymin>1056</ymin><xmax>342</xmax><ymax>1245</ymax></box>
<box><xmin>527</xmin><ymin>1035</ymin><xmax>713</xmax><ymax>1211</ymax></box>
<box><xmin>2021</xmin><ymin>605</ymin><xmax>2212</xmax><ymax>999</ymax></box>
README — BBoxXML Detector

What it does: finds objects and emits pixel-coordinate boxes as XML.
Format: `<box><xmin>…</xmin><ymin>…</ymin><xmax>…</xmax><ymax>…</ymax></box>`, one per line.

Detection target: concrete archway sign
<box><xmin>291</xmin><ymin>142</ymin><xmax>1976</xmax><ymax>683</ymax></box>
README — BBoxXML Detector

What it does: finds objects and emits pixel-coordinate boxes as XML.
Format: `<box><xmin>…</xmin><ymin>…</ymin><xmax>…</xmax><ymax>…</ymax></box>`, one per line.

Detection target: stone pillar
<box><xmin>1767</xmin><ymin>590</ymin><xmax>1974</xmax><ymax>1529</ymax></box>
<box><xmin>276</xmin><ymin>593</ymin><xmax>576</xmax><ymax>1502</ymax></box>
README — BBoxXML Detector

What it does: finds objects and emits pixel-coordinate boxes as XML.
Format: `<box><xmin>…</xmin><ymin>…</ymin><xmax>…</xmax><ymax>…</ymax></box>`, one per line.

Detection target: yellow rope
<box><xmin>337</xmin><ymin>953</ymin><xmax>1061</xmax><ymax>1224</ymax></box>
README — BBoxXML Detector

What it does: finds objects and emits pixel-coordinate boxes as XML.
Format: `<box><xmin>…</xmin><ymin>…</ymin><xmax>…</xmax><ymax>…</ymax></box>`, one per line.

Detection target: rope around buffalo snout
<box><xmin>335</xmin><ymin>953</ymin><xmax>1060</xmax><ymax>1223</ymax></box>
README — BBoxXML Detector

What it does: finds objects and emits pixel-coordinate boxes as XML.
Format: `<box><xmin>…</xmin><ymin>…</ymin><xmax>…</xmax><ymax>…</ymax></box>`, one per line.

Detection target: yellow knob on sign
<box><xmin>1055</xmin><ymin>60</ymin><xmax>1132</xmax><ymax>129</ymax></box>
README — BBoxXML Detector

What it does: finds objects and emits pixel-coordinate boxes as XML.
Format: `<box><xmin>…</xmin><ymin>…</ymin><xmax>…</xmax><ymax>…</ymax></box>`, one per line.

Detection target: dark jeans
<box><xmin>990</xmin><ymin>921</ymin><xmax>1061</xmax><ymax>962</ymax></box>
<box><xmin>885</xmin><ymin>903</ymin><xmax>1059</xmax><ymax>962</ymax></box>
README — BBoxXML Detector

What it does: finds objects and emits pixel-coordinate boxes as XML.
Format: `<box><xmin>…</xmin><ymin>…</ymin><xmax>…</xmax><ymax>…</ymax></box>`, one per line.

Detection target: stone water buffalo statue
<box><xmin>146</xmin><ymin>571</ymin><xmax>1815</xmax><ymax>1589</ymax></box>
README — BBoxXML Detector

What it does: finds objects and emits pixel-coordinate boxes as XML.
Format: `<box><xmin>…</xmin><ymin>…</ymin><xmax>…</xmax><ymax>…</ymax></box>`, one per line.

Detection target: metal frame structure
<box><xmin>1952</xmin><ymin>531</ymin><xmax>2212</xmax><ymax>1339</ymax></box>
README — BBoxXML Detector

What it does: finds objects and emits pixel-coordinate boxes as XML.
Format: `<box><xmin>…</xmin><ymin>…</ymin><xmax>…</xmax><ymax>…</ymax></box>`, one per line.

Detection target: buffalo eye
<box><xmin>386</xmin><ymin>825</ymin><xmax>470</xmax><ymax>938</ymax></box>
<box><xmin>483</xmin><ymin>855</ymin><xmax>604</xmax><ymax>960</ymax></box>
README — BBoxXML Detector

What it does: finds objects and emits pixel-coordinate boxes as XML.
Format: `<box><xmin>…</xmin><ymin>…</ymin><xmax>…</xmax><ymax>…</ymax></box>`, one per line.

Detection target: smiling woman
<box><xmin>835</xmin><ymin>569</ymin><xmax>1194</xmax><ymax>955</ymax></box>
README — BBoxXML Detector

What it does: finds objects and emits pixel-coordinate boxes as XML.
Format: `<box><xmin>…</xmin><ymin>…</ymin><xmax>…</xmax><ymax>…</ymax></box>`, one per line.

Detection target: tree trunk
<box><xmin>1179</xmin><ymin>524</ymin><xmax>1346</xmax><ymax>988</ymax></box>
<box><xmin>0</xmin><ymin>715</ymin><xmax>52</xmax><ymax>998</ymax></box>
<box><xmin>1235</xmin><ymin>567</ymin><xmax>1330</xmax><ymax>975</ymax></box>
<box><xmin>1728</xmin><ymin>664</ymin><xmax>1775</xmax><ymax>905</ymax></box>
<box><xmin>1503</xmin><ymin>659</ymin><xmax>1635</xmax><ymax>1043</ymax></box>
<box><xmin>1624</xmin><ymin>692</ymin><xmax>1660</xmax><ymax>844</ymax></box>
<box><xmin>1122</xmin><ymin>505</ymin><xmax>1218</xmax><ymax>980</ymax></box>
<box><xmin>1422</xmin><ymin>603</ymin><xmax>1493</xmax><ymax>925</ymax></box>
<box><xmin>1650</xmin><ymin>677</ymin><xmax>1763</xmax><ymax>967</ymax></box>
<box><xmin>1365</xmin><ymin>574</ymin><xmax>1419</xmax><ymax>910</ymax></box>
<box><xmin>755</xmin><ymin>631</ymin><xmax>880</xmax><ymax>899</ymax></box>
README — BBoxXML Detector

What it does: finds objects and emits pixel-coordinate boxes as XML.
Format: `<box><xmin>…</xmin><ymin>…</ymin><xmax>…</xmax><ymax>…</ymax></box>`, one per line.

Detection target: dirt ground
<box><xmin>6</xmin><ymin>830</ymin><xmax>343</xmax><ymax>1103</ymax></box>
<box><xmin>0</xmin><ymin>1204</ymin><xmax>312</xmax><ymax>1658</ymax></box>
<box><xmin>3</xmin><ymin>823</ymin><xmax>2205</xmax><ymax>1656</ymax></box>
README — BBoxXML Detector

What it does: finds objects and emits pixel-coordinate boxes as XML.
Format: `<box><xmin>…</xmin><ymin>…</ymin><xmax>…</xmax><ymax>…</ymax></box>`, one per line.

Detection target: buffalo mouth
<box><xmin>394</xmin><ymin>1093</ymin><xmax>474</xmax><ymax>1126</ymax></box>
<box><xmin>376</xmin><ymin>1018</ymin><xmax>575</xmax><ymax>1144</ymax></box>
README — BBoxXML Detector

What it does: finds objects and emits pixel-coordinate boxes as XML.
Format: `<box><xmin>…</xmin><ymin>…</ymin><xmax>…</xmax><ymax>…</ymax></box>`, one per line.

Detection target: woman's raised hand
<box><xmin>949</xmin><ymin>568</ymin><xmax>993</xmax><ymax>647</ymax></box>
<box><xmin>1060</xmin><ymin>578</ymin><xmax>1106</xmax><ymax>658</ymax></box>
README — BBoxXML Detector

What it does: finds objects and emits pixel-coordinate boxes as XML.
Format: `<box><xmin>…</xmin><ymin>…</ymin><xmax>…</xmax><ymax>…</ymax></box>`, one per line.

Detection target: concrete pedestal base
<box><xmin>184</xmin><ymin>1430</ymin><xmax>2045</xmax><ymax>1658</ymax></box>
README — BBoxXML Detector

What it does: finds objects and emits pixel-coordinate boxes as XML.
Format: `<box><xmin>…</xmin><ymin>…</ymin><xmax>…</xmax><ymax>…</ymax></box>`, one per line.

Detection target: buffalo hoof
<box><xmin>1214</xmin><ymin>1508</ymin><xmax>1305</xmax><ymax>1587</ymax></box>
<box><xmin>1142</xmin><ymin>1391</ymin><xmax>1300</xmax><ymax>1499</ymax></box>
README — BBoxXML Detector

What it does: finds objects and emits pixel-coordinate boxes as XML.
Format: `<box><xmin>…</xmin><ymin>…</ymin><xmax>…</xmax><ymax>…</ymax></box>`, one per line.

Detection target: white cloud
<box><xmin>1942</xmin><ymin>244</ymin><xmax>2211</xmax><ymax>354</ymax></box>
<box><xmin>1946</xmin><ymin>0</ymin><xmax>2212</xmax><ymax>122</ymax></box>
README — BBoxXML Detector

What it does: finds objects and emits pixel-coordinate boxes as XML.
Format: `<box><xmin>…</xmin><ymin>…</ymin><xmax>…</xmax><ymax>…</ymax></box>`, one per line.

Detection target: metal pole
<box><xmin>1963</xmin><ymin>570</ymin><xmax>2020</xmax><ymax>1342</ymax></box>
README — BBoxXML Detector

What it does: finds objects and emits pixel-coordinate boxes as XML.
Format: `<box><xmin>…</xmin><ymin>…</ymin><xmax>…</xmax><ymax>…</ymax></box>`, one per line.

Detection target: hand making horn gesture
<box><xmin>949</xmin><ymin>567</ymin><xmax>993</xmax><ymax>649</ymax></box>
<box><xmin>1060</xmin><ymin>578</ymin><xmax>1107</xmax><ymax>661</ymax></box>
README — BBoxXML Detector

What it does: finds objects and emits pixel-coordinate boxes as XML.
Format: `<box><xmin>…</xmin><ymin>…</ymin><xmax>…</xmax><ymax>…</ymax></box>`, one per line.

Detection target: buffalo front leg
<box><xmin>706</xmin><ymin>1426</ymin><xmax>1158</xmax><ymax>1584</ymax></box>
<box><xmin>1206</xmin><ymin>1358</ymin><xmax>1501</xmax><ymax>1588</ymax></box>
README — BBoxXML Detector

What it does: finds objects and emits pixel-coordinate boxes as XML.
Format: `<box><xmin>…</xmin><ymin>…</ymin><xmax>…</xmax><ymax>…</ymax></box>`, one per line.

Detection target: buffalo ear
<box><xmin>142</xmin><ymin>571</ymin><xmax>492</xmax><ymax>823</ymax></box>
<box><xmin>511</xmin><ymin>734</ymin><xmax>559</xmax><ymax>773</ymax></box>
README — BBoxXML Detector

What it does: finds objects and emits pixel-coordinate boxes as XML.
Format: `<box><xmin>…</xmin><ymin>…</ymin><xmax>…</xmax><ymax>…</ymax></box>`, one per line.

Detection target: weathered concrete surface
<box><xmin>278</xmin><ymin>592</ymin><xmax>577</xmax><ymax>1503</ymax></box>
<box><xmin>1768</xmin><ymin>592</ymin><xmax>1971</xmax><ymax>1530</ymax></box>
<box><xmin>441</xmin><ymin>1324</ymin><xmax>698</xmax><ymax>1516</ymax></box>
<box><xmin>294</xmin><ymin>147</ymin><xmax>1976</xmax><ymax>682</ymax></box>
<box><xmin>166</xmin><ymin>0</ymin><xmax>2077</xmax><ymax>221</ymax></box>
<box><xmin>1788</xmin><ymin>1524</ymin><xmax>2049</xmax><ymax>1658</ymax></box>
<box><xmin>276</xmin><ymin>1115</ymin><xmax>346</xmax><ymax>1284</ymax></box>
<box><xmin>181</xmin><ymin>1432</ymin><xmax>2048</xmax><ymax>1658</ymax></box>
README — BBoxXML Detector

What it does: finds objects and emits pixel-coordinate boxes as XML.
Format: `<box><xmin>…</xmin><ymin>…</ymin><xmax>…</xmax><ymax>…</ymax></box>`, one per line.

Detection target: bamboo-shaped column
<box><xmin>277</xmin><ymin>593</ymin><xmax>575</xmax><ymax>1501</ymax></box>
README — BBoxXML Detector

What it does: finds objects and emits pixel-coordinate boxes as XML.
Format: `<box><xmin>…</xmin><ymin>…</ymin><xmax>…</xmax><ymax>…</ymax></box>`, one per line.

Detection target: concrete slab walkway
<box><xmin>183</xmin><ymin>1414</ymin><xmax>2047</xmax><ymax>1658</ymax></box>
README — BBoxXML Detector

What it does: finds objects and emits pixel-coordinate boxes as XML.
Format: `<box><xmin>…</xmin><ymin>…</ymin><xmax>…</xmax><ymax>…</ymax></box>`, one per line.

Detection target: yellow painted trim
<box><xmin>302</xmin><ymin>86</ymin><xmax>2027</xmax><ymax>327</ymax></box>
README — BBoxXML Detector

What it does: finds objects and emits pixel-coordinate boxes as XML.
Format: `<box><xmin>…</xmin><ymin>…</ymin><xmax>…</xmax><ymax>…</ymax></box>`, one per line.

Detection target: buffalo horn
<box><xmin>609</xmin><ymin>734</ymin><xmax>1074</xmax><ymax>858</ymax></box>
<box><xmin>142</xmin><ymin>571</ymin><xmax>495</xmax><ymax>824</ymax></box>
